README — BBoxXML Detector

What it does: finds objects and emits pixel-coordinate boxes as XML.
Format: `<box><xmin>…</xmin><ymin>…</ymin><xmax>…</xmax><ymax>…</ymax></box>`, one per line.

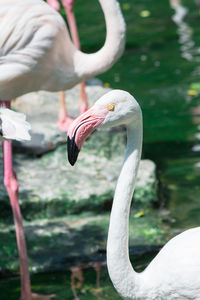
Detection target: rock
<box><xmin>0</xmin><ymin>141</ymin><xmax>157</xmax><ymax>221</ymax></box>
<box><xmin>12</xmin><ymin>82</ymin><xmax>111</xmax><ymax>155</ymax></box>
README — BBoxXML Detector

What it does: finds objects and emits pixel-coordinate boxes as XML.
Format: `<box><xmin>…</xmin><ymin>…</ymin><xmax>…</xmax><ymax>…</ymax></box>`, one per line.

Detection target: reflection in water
<box><xmin>70</xmin><ymin>266</ymin><xmax>85</xmax><ymax>300</ymax></box>
<box><xmin>171</xmin><ymin>0</ymin><xmax>200</xmax><ymax>161</ymax></box>
<box><xmin>190</xmin><ymin>106</ymin><xmax>200</xmax><ymax>126</ymax></box>
<box><xmin>190</xmin><ymin>106</ymin><xmax>200</xmax><ymax>158</ymax></box>
<box><xmin>70</xmin><ymin>262</ymin><xmax>103</xmax><ymax>299</ymax></box>
<box><xmin>169</xmin><ymin>0</ymin><xmax>200</xmax><ymax>62</ymax></box>
<box><xmin>91</xmin><ymin>262</ymin><xmax>103</xmax><ymax>300</ymax></box>
<box><xmin>92</xmin><ymin>262</ymin><xmax>102</xmax><ymax>289</ymax></box>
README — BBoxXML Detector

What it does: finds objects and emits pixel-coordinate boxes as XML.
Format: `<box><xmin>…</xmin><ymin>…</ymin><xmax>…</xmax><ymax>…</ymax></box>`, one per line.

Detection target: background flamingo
<box><xmin>0</xmin><ymin>0</ymin><xmax>125</xmax><ymax>299</ymax></box>
<box><xmin>47</xmin><ymin>0</ymin><xmax>89</xmax><ymax>131</ymax></box>
<box><xmin>68</xmin><ymin>90</ymin><xmax>200</xmax><ymax>300</ymax></box>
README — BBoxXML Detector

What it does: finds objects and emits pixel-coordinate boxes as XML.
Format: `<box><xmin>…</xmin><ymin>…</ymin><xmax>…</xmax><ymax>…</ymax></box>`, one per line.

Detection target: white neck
<box><xmin>72</xmin><ymin>0</ymin><xmax>126</xmax><ymax>80</ymax></box>
<box><xmin>107</xmin><ymin>115</ymin><xmax>143</xmax><ymax>299</ymax></box>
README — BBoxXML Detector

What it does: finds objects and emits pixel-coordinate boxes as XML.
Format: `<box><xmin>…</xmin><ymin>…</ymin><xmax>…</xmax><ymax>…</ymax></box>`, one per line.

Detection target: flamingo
<box><xmin>47</xmin><ymin>0</ymin><xmax>89</xmax><ymax>130</ymax></box>
<box><xmin>68</xmin><ymin>89</ymin><xmax>200</xmax><ymax>300</ymax></box>
<box><xmin>0</xmin><ymin>1</ymin><xmax>125</xmax><ymax>299</ymax></box>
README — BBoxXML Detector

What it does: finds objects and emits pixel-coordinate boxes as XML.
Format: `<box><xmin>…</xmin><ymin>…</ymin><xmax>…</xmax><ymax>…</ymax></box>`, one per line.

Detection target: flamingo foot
<box><xmin>57</xmin><ymin>116</ymin><xmax>74</xmax><ymax>132</ymax></box>
<box><xmin>31</xmin><ymin>293</ymin><xmax>56</xmax><ymax>300</ymax></box>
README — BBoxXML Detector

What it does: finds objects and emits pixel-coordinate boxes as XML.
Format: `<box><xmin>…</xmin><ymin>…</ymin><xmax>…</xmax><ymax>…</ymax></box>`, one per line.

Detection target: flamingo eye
<box><xmin>107</xmin><ymin>104</ymin><xmax>115</xmax><ymax>111</ymax></box>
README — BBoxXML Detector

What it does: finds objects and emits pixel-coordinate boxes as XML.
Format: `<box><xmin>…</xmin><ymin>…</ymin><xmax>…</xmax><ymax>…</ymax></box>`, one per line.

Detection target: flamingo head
<box><xmin>67</xmin><ymin>90</ymin><xmax>140</xmax><ymax>165</ymax></box>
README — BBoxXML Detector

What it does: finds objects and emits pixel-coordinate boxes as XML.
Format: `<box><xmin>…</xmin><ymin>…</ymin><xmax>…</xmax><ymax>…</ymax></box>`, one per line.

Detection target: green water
<box><xmin>1</xmin><ymin>0</ymin><xmax>200</xmax><ymax>298</ymax></box>
<box><xmin>98</xmin><ymin>0</ymin><xmax>200</xmax><ymax>231</ymax></box>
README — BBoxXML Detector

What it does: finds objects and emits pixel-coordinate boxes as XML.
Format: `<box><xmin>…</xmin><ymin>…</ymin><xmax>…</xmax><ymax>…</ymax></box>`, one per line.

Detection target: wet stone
<box><xmin>12</xmin><ymin>80</ymin><xmax>108</xmax><ymax>155</ymax></box>
<box><xmin>0</xmin><ymin>142</ymin><xmax>157</xmax><ymax>221</ymax></box>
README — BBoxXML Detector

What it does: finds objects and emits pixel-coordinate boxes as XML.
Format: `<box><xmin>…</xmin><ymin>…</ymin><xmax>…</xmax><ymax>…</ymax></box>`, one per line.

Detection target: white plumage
<box><xmin>68</xmin><ymin>90</ymin><xmax>200</xmax><ymax>300</ymax></box>
<box><xmin>0</xmin><ymin>107</ymin><xmax>31</xmax><ymax>140</ymax></box>
<box><xmin>0</xmin><ymin>0</ymin><xmax>125</xmax><ymax>100</ymax></box>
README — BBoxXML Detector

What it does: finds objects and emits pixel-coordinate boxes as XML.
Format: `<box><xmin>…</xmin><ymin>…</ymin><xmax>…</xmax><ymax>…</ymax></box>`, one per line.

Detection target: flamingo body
<box><xmin>0</xmin><ymin>0</ymin><xmax>125</xmax><ymax>100</ymax></box>
<box><xmin>141</xmin><ymin>228</ymin><xmax>200</xmax><ymax>299</ymax></box>
<box><xmin>0</xmin><ymin>0</ymin><xmax>73</xmax><ymax>99</ymax></box>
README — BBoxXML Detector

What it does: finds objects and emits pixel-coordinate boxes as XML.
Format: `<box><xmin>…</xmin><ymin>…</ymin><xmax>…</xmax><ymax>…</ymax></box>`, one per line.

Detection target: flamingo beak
<box><xmin>0</xmin><ymin>118</ymin><xmax>3</xmax><ymax>137</ymax></box>
<box><xmin>67</xmin><ymin>106</ymin><xmax>108</xmax><ymax>165</ymax></box>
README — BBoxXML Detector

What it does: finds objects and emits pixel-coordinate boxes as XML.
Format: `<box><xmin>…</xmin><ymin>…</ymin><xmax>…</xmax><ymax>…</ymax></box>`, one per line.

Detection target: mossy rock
<box><xmin>0</xmin><ymin>135</ymin><xmax>157</xmax><ymax>221</ymax></box>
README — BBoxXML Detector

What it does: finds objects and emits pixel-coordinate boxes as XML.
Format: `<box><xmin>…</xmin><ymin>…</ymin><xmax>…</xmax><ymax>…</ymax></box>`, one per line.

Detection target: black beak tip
<box><xmin>67</xmin><ymin>136</ymin><xmax>80</xmax><ymax>166</ymax></box>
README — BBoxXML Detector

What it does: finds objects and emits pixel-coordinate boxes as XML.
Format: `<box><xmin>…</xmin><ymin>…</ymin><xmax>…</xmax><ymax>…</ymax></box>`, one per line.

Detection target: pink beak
<box><xmin>67</xmin><ymin>105</ymin><xmax>108</xmax><ymax>165</ymax></box>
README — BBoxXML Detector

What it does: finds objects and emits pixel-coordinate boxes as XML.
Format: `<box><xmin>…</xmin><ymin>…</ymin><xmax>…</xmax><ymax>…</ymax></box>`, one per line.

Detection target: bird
<box><xmin>67</xmin><ymin>89</ymin><xmax>200</xmax><ymax>300</ymax></box>
<box><xmin>0</xmin><ymin>1</ymin><xmax>125</xmax><ymax>299</ymax></box>
<box><xmin>46</xmin><ymin>0</ymin><xmax>89</xmax><ymax>130</ymax></box>
<box><xmin>0</xmin><ymin>0</ymin><xmax>125</xmax><ymax>127</ymax></box>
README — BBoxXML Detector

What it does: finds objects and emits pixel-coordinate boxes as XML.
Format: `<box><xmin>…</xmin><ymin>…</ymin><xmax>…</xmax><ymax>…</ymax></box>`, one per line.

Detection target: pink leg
<box><xmin>2</xmin><ymin>102</ymin><xmax>31</xmax><ymax>300</ymax></box>
<box><xmin>48</xmin><ymin>0</ymin><xmax>89</xmax><ymax>131</ymax></box>
<box><xmin>57</xmin><ymin>91</ymin><xmax>74</xmax><ymax>132</ymax></box>
<box><xmin>58</xmin><ymin>0</ymin><xmax>88</xmax><ymax>131</ymax></box>
<box><xmin>79</xmin><ymin>82</ymin><xmax>88</xmax><ymax>114</ymax></box>
<box><xmin>63</xmin><ymin>0</ymin><xmax>89</xmax><ymax>112</ymax></box>
<box><xmin>46</xmin><ymin>0</ymin><xmax>60</xmax><ymax>11</ymax></box>
<box><xmin>2</xmin><ymin>101</ymin><xmax>56</xmax><ymax>300</ymax></box>
<box><xmin>49</xmin><ymin>0</ymin><xmax>88</xmax><ymax>131</ymax></box>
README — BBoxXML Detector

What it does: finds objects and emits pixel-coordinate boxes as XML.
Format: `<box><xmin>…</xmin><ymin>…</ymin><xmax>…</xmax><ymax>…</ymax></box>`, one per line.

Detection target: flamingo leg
<box><xmin>56</xmin><ymin>0</ymin><xmax>89</xmax><ymax>132</ymax></box>
<box><xmin>2</xmin><ymin>101</ymin><xmax>31</xmax><ymax>300</ymax></box>
<box><xmin>79</xmin><ymin>82</ymin><xmax>88</xmax><ymax>114</ymax></box>
<box><xmin>64</xmin><ymin>0</ymin><xmax>89</xmax><ymax>113</ymax></box>
<box><xmin>46</xmin><ymin>0</ymin><xmax>60</xmax><ymax>11</ymax></box>
<box><xmin>57</xmin><ymin>91</ymin><xmax>74</xmax><ymax>131</ymax></box>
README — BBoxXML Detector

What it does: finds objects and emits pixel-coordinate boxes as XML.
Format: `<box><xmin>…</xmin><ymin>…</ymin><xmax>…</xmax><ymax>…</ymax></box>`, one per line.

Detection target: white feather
<box><xmin>0</xmin><ymin>107</ymin><xmax>31</xmax><ymax>141</ymax></box>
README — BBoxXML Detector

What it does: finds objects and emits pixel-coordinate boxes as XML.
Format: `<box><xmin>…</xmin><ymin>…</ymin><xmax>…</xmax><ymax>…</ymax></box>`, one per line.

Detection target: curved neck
<box><xmin>72</xmin><ymin>0</ymin><xmax>126</xmax><ymax>80</ymax></box>
<box><xmin>107</xmin><ymin>116</ymin><xmax>143</xmax><ymax>299</ymax></box>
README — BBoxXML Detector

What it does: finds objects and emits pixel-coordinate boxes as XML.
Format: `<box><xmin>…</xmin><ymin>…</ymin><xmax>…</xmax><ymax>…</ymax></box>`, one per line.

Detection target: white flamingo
<box><xmin>0</xmin><ymin>0</ymin><xmax>125</xmax><ymax>100</ymax></box>
<box><xmin>68</xmin><ymin>89</ymin><xmax>200</xmax><ymax>300</ymax></box>
<box><xmin>0</xmin><ymin>0</ymin><xmax>125</xmax><ymax>299</ymax></box>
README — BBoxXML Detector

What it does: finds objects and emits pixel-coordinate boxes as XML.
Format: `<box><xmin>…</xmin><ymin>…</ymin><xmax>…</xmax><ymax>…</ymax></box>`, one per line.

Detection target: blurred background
<box><xmin>1</xmin><ymin>0</ymin><xmax>200</xmax><ymax>299</ymax></box>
